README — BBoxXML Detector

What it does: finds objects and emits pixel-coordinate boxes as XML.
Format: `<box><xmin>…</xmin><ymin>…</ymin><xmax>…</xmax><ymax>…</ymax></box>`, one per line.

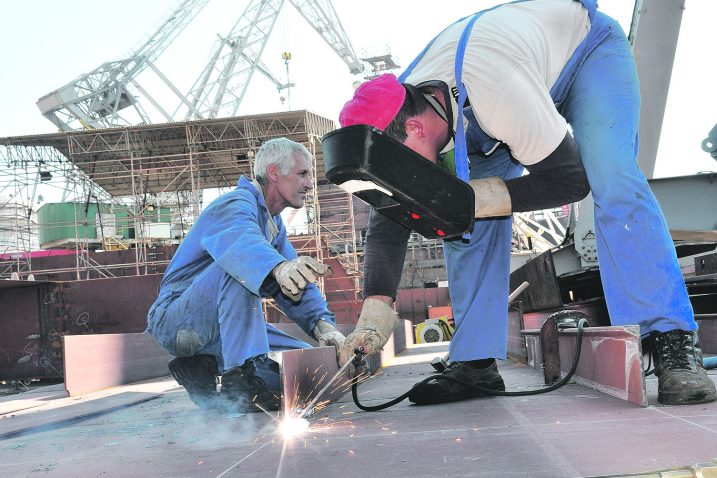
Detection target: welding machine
<box><xmin>415</xmin><ymin>316</ymin><xmax>455</xmax><ymax>344</ymax></box>
<box><xmin>321</xmin><ymin>125</ymin><xmax>475</xmax><ymax>239</ymax></box>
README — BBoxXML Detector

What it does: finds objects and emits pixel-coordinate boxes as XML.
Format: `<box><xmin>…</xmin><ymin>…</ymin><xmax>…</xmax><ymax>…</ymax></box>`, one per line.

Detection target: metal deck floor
<box><xmin>1</xmin><ymin>342</ymin><xmax>716</xmax><ymax>478</ymax></box>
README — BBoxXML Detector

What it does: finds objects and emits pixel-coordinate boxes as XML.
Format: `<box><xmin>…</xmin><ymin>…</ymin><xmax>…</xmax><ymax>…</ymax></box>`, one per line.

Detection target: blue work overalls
<box><xmin>146</xmin><ymin>176</ymin><xmax>335</xmax><ymax>372</ymax></box>
<box><xmin>401</xmin><ymin>0</ymin><xmax>695</xmax><ymax>361</ymax></box>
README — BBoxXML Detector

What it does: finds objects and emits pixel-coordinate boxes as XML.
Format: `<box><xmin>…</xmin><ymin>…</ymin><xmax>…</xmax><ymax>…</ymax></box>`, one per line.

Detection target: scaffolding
<box><xmin>0</xmin><ymin>111</ymin><xmax>361</xmax><ymax>305</ymax></box>
<box><xmin>1</xmin><ymin>109</ymin><xmax>572</xmax><ymax>323</ymax></box>
<box><xmin>0</xmin><ymin>196</ymin><xmax>38</xmax><ymax>256</ymax></box>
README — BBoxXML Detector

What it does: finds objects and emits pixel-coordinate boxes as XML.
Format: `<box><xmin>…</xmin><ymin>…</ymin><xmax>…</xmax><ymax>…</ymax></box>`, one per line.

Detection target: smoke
<box><xmin>143</xmin><ymin>390</ymin><xmax>279</xmax><ymax>452</ymax></box>
<box><xmin>0</xmin><ymin>388</ymin><xmax>282</xmax><ymax>476</ymax></box>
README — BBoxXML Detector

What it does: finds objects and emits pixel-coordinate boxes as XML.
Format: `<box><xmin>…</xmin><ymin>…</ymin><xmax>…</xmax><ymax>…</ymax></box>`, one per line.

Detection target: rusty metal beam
<box><xmin>507</xmin><ymin>298</ymin><xmax>610</xmax><ymax>363</ymax></box>
<box><xmin>523</xmin><ymin>325</ymin><xmax>647</xmax><ymax>407</ymax></box>
<box><xmin>0</xmin><ymin>275</ymin><xmax>164</xmax><ymax>382</ymax></box>
<box><xmin>540</xmin><ymin>315</ymin><xmax>564</xmax><ymax>385</ymax></box>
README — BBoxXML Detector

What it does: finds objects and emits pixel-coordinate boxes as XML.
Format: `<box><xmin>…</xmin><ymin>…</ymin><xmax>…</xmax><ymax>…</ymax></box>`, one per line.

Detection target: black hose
<box><xmin>351</xmin><ymin>318</ymin><xmax>588</xmax><ymax>412</ymax></box>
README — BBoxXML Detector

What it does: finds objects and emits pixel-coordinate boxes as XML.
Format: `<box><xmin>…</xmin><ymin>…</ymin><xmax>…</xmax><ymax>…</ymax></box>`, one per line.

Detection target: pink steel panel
<box><xmin>63</xmin><ymin>333</ymin><xmax>172</xmax><ymax>396</ymax></box>
<box><xmin>278</xmin><ymin>319</ymin><xmax>412</xmax><ymax>415</ymax></box>
<box><xmin>696</xmin><ymin>318</ymin><xmax>717</xmax><ymax>354</ymax></box>
<box><xmin>395</xmin><ymin>287</ymin><xmax>451</xmax><ymax>324</ymax></box>
<box><xmin>279</xmin><ymin>346</ymin><xmax>352</xmax><ymax>416</ymax></box>
<box><xmin>523</xmin><ymin>325</ymin><xmax>647</xmax><ymax>407</ymax></box>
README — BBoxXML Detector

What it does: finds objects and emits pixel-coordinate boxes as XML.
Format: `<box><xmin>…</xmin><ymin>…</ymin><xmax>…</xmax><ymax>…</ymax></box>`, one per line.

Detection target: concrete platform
<box><xmin>1</xmin><ymin>342</ymin><xmax>716</xmax><ymax>477</ymax></box>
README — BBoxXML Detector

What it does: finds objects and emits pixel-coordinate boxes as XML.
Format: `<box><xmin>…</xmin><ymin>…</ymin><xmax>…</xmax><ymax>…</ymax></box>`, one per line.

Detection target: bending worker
<box><xmin>147</xmin><ymin>138</ymin><xmax>345</xmax><ymax>413</ymax></box>
<box><xmin>337</xmin><ymin>0</ymin><xmax>716</xmax><ymax>406</ymax></box>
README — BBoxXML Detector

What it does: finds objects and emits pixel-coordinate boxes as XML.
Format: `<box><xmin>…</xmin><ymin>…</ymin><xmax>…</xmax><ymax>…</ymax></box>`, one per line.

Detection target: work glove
<box><xmin>338</xmin><ymin>298</ymin><xmax>399</xmax><ymax>367</ymax></box>
<box><xmin>312</xmin><ymin>319</ymin><xmax>346</xmax><ymax>359</ymax></box>
<box><xmin>272</xmin><ymin>256</ymin><xmax>332</xmax><ymax>302</ymax></box>
<box><xmin>469</xmin><ymin>177</ymin><xmax>512</xmax><ymax>217</ymax></box>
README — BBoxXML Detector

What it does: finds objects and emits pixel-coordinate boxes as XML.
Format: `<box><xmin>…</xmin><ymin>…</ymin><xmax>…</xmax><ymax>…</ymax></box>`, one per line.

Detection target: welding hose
<box><xmin>351</xmin><ymin>318</ymin><xmax>588</xmax><ymax>412</ymax></box>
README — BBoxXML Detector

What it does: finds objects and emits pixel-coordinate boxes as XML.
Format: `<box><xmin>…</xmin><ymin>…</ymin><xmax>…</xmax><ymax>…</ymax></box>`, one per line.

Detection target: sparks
<box><xmin>278</xmin><ymin>416</ymin><xmax>310</xmax><ymax>440</ymax></box>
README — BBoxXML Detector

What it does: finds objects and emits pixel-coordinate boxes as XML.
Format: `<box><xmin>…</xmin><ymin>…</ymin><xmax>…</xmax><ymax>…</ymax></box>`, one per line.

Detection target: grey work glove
<box><xmin>272</xmin><ymin>256</ymin><xmax>332</xmax><ymax>302</ymax></box>
<box><xmin>338</xmin><ymin>298</ymin><xmax>399</xmax><ymax>366</ymax></box>
<box><xmin>312</xmin><ymin>320</ymin><xmax>346</xmax><ymax>360</ymax></box>
<box><xmin>469</xmin><ymin>177</ymin><xmax>512</xmax><ymax>217</ymax></box>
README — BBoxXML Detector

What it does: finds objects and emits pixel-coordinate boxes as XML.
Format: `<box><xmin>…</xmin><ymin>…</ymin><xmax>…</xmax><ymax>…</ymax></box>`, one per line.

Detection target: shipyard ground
<box><xmin>1</xmin><ymin>341</ymin><xmax>716</xmax><ymax>478</ymax></box>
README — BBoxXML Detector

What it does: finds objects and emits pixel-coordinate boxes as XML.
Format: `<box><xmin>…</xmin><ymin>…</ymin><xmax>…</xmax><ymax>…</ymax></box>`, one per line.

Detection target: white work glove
<box><xmin>312</xmin><ymin>320</ymin><xmax>346</xmax><ymax>359</ymax></box>
<box><xmin>469</xmin><ymin>177</ymin><xmax>512</xmax><ymax>217</ymax></box>
<box><xmin>273</xmin><ymin>256</ymin><xmax>332</xmax><ymax>302</ymax></box>
<box><xmin>338</xmin><ymin>298</ymin><xmax>399</xmax><ymax>366</ymax></box>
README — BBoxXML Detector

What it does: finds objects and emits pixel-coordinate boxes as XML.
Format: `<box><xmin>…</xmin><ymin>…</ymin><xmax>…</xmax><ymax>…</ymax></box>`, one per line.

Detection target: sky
<box><xmin>0</xmin><ymin>0</ymin><xmax>715</xmax><ymax>181</ymax></box>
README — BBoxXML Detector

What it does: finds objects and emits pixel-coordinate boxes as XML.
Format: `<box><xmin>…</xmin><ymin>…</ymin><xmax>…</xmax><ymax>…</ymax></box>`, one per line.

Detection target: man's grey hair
<box><xmin>254</xmin><ymin>138</ymin><xmax>312</xmax><ymax>183</ymax></box>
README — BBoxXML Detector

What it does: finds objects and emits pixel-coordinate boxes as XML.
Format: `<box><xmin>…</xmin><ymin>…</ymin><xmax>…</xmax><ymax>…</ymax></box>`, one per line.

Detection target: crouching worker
<box><xmin>146</xmin><ymin>138</ymin><xmax>345</xmax><ymax>413</ymax></box>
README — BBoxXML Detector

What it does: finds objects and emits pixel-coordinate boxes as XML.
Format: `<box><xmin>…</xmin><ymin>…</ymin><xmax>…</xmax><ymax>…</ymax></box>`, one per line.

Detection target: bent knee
<box><xmin>175</xmin><ymin>329</ymin><xmax>204</xmax><ymax>357</ymax></box>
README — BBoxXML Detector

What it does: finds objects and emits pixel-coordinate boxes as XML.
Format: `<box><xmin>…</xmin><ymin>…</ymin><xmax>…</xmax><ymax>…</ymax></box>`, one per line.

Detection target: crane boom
<box><xmin>181</xmin><ymin>0</ymin><xmax>286</xmax><ymax>120</ymax></box>
<box><xmin>181</xmin><ymin>0</ymin><xmax>364</xmax><ymax>120</ymax></box>
<box><xmin>36</xmin><ymin>0</ymin><xmax>365</xmax><ymax>129</ymax></box>
<box><xmin>36</xmin><ymin>0</ymin><xmax>209</xmax><ymax>130</ymax></box>
<box><xmin>289</xmin><ymin>0</ymin><xmax>363</xmax><ymax>75</ymax></box>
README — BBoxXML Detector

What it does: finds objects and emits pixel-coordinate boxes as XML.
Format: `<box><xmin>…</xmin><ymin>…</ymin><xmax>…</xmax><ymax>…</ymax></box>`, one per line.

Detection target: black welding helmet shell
<box><xmin>321</xmin><ymin>124</ymin><xmax>475</xmax><ymax>239</ymax></box>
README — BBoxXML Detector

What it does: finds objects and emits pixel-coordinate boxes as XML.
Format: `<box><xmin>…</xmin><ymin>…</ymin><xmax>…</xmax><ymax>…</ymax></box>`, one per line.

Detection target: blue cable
<box><xmin>705</xmin><ymin>356</ymin><xmax>717</xmax><ymax>370</ymax></box>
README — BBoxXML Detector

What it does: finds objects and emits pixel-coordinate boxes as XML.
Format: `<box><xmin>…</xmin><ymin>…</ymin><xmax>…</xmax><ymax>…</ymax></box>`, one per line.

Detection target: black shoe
<box><xmin>408</xmin><ymin>360</ymin><xmax>505</xmax><ymax>405</ymax></box>
<box><xmin>650</xmin><ymin>330</ymin><xmax>716</xmax><ymax>405</ymax></box>
<box><xmin>220</xmin><ymin>355</ymin><xmax>281</xmax><ymax>413</ymax></box>
<box><xmin>168</xmin><ymin>355</ymin><xmax>219</xmax><ymax>409</ymax></box>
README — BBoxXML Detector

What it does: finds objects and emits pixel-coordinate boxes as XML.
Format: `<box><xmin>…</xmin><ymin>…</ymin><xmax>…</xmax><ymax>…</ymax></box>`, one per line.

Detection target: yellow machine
<box><xmin>415</xmin><ymin>316</ymin><xmax>455</xmax><ymax>343</ymax></box>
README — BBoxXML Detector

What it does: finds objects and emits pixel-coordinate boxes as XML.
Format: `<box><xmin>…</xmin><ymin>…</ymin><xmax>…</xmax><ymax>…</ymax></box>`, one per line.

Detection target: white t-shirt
<box><xmin>403</xmin><ymin>0</ymin><xmax>590</xmax><ymax>165</ymax></box>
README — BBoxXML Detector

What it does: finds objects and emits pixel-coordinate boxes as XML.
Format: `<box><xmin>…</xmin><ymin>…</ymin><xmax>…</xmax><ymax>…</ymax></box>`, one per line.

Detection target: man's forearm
<box><xmin>362</xmin><ymin>208</ymin><xmax>411</xmax><ymax>300</ymax></box>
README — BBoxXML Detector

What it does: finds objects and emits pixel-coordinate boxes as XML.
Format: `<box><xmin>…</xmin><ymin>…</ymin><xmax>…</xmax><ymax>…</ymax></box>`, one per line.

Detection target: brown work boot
<box><xmin>651</xmin><ymin>330</ymin><xmax>716</xmax><ymax>405</ymax></box>
<box><xmin>408</xmin><ymin>359</ymin><xmax>505</xmax><ymax>405</ymax></box>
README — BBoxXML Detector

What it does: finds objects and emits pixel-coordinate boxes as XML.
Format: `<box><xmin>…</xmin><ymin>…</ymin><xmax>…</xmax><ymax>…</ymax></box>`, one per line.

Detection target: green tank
<box><xmin>37</xmin><ymin>202</ymin><xmax>112</xmax><ymax>246</ymax></box>
<box><xmin>36</xmin><ymin>203</ymin><xmax>172</xmax><ymax>246</ymax></box>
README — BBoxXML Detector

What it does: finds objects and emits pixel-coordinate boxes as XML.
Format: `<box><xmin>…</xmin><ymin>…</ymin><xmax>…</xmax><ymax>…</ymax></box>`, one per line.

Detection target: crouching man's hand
<box><xmin>338</xmin><ymin>297</ymin><xmax>399</xmax><ymax>366</ymax></box>
<box><xmin>273</xmin><ymin>256</ymin><xmax>332</xmax><ymax>302</ymax></box>
<box><xmin>312</xmin><ymin>319</ymin><xmax>346</xmax><ymax>359</ymax></box>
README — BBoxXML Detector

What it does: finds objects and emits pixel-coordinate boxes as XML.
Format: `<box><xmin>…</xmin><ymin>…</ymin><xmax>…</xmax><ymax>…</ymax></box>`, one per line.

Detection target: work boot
<box><xmin>650</xmin><ymin>329</ymin><xmax>716</xmax><ymax>405</ymax></box>
<box><xmin>408</xmin><ymin>359</ymin><xmax>505</xmax><ymax>405</ymax></box>
<box><xmin>168</xmin><ymin>355</ymin><xmax>219</xmax><ymax>409</ymax></box>
<box><xmin>219</xmin><ymin>355</ymin><xmax>281</xmax><ymax>414</ymax></box>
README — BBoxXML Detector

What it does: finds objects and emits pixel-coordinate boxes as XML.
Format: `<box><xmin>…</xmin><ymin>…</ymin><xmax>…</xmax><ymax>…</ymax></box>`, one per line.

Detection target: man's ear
<box><xmin>266</xmin><ymin>163</ymin><xmax>281</xmax><ymax>183</ymax></box>
<box><xmin>404</xmin><ymin>118</ymin><xmax>425</xmax><ymax>140</ymax></box>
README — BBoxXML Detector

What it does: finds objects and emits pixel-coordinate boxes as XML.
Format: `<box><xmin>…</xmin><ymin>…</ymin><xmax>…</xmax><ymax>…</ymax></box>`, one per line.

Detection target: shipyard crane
<box><xmin>36</xmin><ymin>0</ymin><xmax>210</xmax><ymax>131</ymax></box>
<box><xmin>36</xmin><ymin>0</ymin><xmax>364</xmax><ymax>131</ymax></box>
<box><xmin>182</xmin><ymin>0</ymin><xmax>363</xmax><ymax>120</ymax></box>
